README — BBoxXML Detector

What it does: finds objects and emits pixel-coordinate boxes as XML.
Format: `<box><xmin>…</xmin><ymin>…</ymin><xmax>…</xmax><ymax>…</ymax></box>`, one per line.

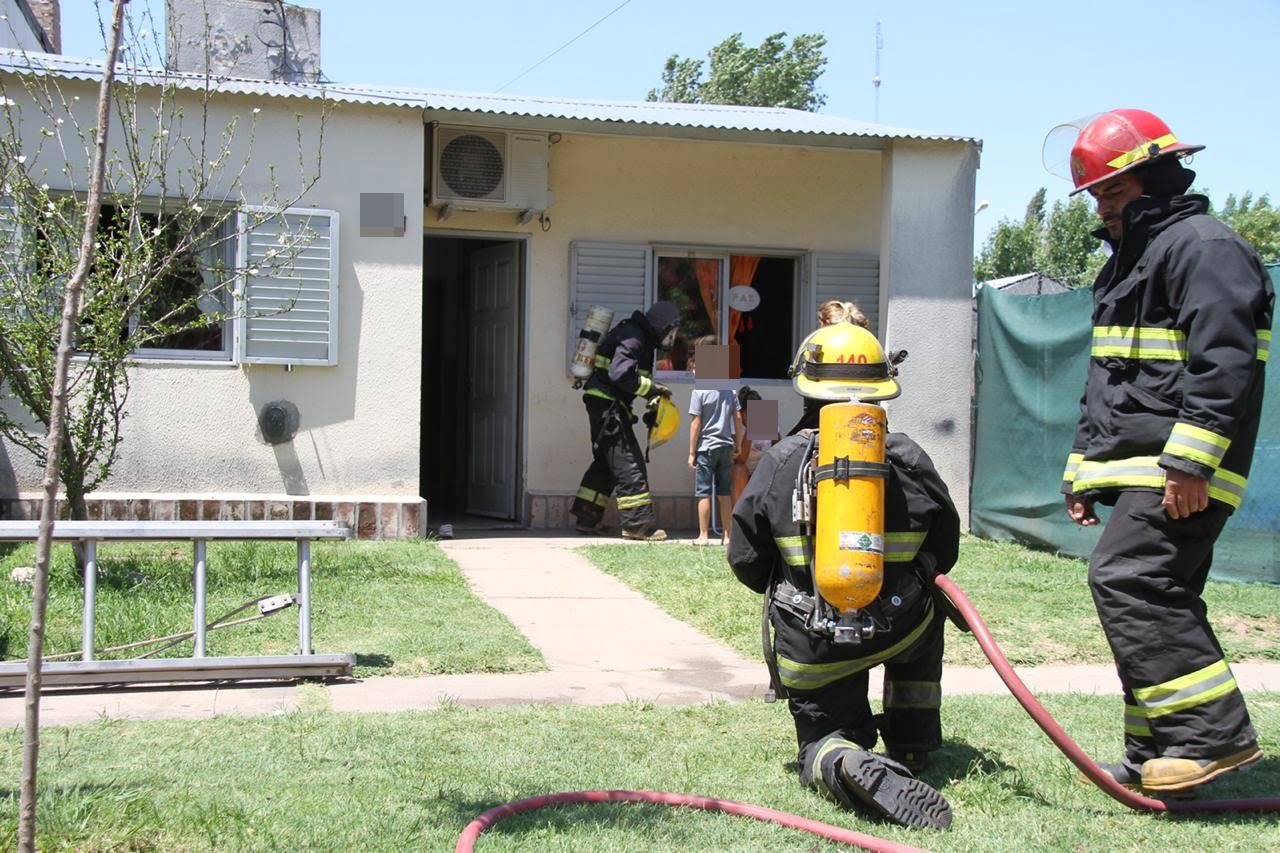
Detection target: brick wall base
<box><xmin>0</xmin><ymin>495</ymin><xmax>427</xmax><ymax>540</ymax></box>
<box><xmin>526</xmin><ymin>493</ymin><xmax>699</xmax><ymax>532</ymax></box>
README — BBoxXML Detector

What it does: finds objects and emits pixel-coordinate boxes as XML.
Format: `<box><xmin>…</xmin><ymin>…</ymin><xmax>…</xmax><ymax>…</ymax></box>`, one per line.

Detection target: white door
<box><xmin>466</xmin><ymin>243</ymin><xmax>520</xmax><ymax>518</ymax></box>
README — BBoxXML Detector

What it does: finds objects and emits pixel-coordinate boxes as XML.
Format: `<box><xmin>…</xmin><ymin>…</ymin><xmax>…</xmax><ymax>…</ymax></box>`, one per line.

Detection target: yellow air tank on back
<box><xmin>814</xmin><ymin>400</ymin><xmax>887</xmax><ymax>614</ymax></box>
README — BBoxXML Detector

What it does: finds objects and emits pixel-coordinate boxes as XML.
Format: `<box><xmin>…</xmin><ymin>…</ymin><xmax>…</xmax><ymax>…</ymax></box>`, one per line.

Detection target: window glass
<box><xmin>654</xmin><ymin>252</ymin><xmax>795</xmax><ymax>379</ymax></box>
<box><xmin>70</xmin><ymin>203</ymin><xmax>232</xmax><ymax>357</ymax></box>
<box><xmin>655</xmin><ymin>255</ymin><xmax>721</xmax><ymax>371</ymax></box>
<box><xmin>132</xmin><ymin>212</ymin><xmax>232</xmax><ymax>354</ymax></box>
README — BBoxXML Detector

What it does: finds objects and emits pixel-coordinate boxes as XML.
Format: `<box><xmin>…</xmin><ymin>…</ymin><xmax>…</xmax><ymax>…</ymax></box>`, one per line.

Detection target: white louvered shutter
<box><xmin>810</xmin><ymin>252</ymin><xmax>881</xmax><ymax>335</ymax></box>
<box><xmin>0</xmin><ymin>197</ymin><xmax>20</xmax><ymax>272</ymax></box>
<box><xmin>567</xmin><ymin>241</ymin><xmax>650</xmax><ymax>374</ymax></box>
<box><xmin>235</xmin><ymin>207</ymin><xmax>339</xmax><ymax>365</ymax></box>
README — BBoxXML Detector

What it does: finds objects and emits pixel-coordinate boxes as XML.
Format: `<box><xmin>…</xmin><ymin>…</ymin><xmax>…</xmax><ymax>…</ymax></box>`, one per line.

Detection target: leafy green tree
<box><xmin>647</xmin><ymin>32</ymin><xmax>828</xmax><ymax>111</ymax></box>
<box><xmin>975</xmin><ymin>188</ymin><xmax>1106</xmax><ymax>288</ymax></box>
<box><xmin>1217</xmin><ymin>192</ymin><xmax>1280</xmax><ymax>263</ymax></box>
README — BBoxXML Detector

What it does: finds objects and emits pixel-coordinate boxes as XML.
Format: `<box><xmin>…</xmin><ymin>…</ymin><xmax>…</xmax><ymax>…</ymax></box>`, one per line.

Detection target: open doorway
<box><xmin>421</xmin><ymin>235</ymin><xmax>524</xmax><ymax>526</ymax></box>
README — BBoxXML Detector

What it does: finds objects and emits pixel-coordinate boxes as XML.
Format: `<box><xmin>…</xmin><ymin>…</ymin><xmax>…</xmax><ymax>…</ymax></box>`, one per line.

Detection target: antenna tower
<box><xmin>873</xmin><ymin>21</ymin><xmax>883</xmax><ymax>122</ymax></box>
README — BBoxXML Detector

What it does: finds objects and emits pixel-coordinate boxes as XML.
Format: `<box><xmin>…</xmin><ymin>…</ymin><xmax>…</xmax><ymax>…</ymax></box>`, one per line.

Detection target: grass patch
<box><xmin>583</xmin><ymin>535</ymin><xmax>1280</xmax><ymax>667</ymax></box>
<box><xmin>0</xmin><ymin>540</ymin><xmax>543</xmax><ymax>678</ymax></box>
<box><xmin>3</xmin><ymin>694</ymin><xmax>1280</xmax><ymax>850</ymax></box>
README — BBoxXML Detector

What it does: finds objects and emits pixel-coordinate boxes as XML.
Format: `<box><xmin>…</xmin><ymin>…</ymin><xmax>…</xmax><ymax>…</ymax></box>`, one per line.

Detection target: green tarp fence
<box><xmin>970</xmin><ymin>263</ymin><xmax>1279</xmax><ymax>584</ymax></box>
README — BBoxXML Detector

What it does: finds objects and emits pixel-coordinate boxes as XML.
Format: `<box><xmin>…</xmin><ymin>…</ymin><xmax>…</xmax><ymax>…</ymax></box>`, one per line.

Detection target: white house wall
<box><xmin>427</xmin><ymin>131</ymin><xmax>884</xmax><ymax>508</ymax></box>
<box><xmin>0</xmin><ymin>81</ymin><xmax>425</xmax><ymax>505</ymax></box>
<box><xmin>880</xmin><ymin>139</ymin><xmax>980</xmax><ymax>526</ymax></box>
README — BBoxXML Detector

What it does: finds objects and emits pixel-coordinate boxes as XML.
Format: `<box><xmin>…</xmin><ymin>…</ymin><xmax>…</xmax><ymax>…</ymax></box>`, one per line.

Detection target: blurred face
<box><xmin>1088</xmin><ymin>172</ymin><xmax>1144</xmax><ymax>240</ymax></box>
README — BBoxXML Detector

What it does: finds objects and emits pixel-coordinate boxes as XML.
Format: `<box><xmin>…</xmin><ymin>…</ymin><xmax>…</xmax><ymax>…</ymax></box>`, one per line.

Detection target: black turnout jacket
<box><xmin>1062</xmin><ymin>194</ymin><xmax>1274</xmax><ymax>510</ymax></box>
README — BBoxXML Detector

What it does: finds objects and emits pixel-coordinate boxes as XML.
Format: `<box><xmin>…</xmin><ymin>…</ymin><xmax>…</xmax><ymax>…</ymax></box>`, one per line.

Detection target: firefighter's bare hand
<box><xmin>688</xmin><ymin>453</ymin><xmax>696</xmax><ymax>470</ymax></box>
<box><xmin>1065</xmin><ymin>494</ymin><xmax>1098</xmax><ymax>526</ymax></box>
<box><xmin>1163</xmin><ymin>469</ymin><xmax>1209</xmax><ymax>519</ymax></box>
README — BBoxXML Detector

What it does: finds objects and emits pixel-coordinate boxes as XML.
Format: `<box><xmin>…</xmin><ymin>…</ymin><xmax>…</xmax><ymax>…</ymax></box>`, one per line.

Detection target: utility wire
<box><xmin>495</xmin><ymin>0</ymin><xmax>635</xmax><ymax>93</ymax></box>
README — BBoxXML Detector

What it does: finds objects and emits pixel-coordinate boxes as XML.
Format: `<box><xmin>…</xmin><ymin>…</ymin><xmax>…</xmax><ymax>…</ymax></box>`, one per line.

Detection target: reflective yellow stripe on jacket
<box><xmin>1072</xmin><ymin>457</ymin><xmax>1247</xmax><ymax>508</ymax></box>
<box><xmin>1163</xmin><ymin>422</ymin><xmax>1231</xmax><ymax>470</ymax></box>
<box><xmin>777</xmin><ymin>532</ymin><xmax>922</xmax><ymax>565</ymax></box>
<box><xmin>1092</xmin><ymin>326</ymin><xmax>1269</xmax><ymax>361</ymax></box>
<box><xmin>1062</xmin><ymin>452</ymin><xmax>1085</xmax><ymax>485</ymax></box>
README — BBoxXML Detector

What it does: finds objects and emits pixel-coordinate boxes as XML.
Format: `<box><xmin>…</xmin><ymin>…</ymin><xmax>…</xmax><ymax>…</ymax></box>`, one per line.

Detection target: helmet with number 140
<box><xmin>1068</xmin><ymin>108</ymin><xmax>1203</xmax><ymax>195</ymax></box>
<box><xmin>788</xmin><ymin>323</ymin><xmax>900</xmax><ymax>403</ymax></box>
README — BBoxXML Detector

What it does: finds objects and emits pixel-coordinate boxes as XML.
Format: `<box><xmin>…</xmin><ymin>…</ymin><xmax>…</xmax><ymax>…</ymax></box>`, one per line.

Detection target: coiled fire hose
<box><xmin>456</xmin><ymin>576</ymin><xmax>1280</xmax><ymax>851</ymax></box>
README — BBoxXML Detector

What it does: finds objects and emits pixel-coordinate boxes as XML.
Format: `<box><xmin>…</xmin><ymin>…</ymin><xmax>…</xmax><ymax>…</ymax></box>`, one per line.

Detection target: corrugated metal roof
<box><xmin>0</xmin><ymin>49</ymin><xmax>979</xmax><ymax>145</ymax></box>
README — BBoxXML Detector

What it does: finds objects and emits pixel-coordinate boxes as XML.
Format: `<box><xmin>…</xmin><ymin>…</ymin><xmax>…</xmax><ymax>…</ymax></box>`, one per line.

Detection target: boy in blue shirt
<box><xmin>687</xmin><ymin>346</ymin><xmax>744</xmax><ymax>545</ymax></box>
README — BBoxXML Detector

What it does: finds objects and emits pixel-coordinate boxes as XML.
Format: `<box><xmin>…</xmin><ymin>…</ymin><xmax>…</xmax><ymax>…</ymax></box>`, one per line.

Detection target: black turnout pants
<box><xmin>1089</xmin><ymin>490</ymin><xmax>1256</xmax><ymax>763</ymax></box>
<box><xmin>571</xmin><ymin>396</ymin><xmax>657</xmax><ymax>533</ymax></box>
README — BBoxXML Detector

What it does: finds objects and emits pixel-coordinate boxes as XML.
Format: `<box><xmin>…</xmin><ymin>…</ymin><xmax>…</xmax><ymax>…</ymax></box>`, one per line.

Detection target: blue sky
<box><xmin>62</xmin><ymin>0</ymin><xmax>1279</xmax><ymax>248</ymax></box>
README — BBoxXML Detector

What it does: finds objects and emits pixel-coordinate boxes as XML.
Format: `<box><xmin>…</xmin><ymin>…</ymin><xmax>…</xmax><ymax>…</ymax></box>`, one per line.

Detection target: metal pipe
<box><xmin>298</xmin><ymin>538</ymin><xmax>312</xmax><ymax>655</ymax></box>
<box><xmin>192</xmin><ymin>539</ymin><xmax>207</xmax><ymax>658</ymax></box>
<box><xmin>80</xmin><ymin>539</ymin><xmax>97</xmax><ymax>662</ymax></box>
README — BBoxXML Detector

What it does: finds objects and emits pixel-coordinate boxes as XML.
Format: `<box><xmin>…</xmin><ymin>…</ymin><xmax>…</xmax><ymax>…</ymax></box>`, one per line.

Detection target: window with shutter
<box><xmin>236</xmin><ymin>206</ymin><xmax>339</xmax><ymax>366</ymax></box>
<box><xmin>566</xmin><ymin>241</ymin><xmax>650</xmax><ymax>374</ymax></box>
<box><xmin>810</xmin><ymin>252</ymin><xmax>881</xmax><ymax>335</ymax></box>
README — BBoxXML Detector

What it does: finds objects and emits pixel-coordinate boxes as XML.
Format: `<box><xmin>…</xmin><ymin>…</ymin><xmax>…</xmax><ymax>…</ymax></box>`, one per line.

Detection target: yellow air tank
<box><xmin>814</xmin><ymin>400</ymin><xmax>887</xmax><ymax>613</ymax></box>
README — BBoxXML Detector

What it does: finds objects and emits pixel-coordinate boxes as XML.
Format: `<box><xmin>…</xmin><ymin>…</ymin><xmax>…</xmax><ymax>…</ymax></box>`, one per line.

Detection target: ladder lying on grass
<box><xmin>0</xmin><ymin>520</ymin><xmax>355</xmax><ymax>689</ymax></box>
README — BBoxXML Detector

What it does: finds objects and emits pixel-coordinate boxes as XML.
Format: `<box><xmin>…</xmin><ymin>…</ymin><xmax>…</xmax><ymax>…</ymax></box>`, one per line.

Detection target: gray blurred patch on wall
<box><xmin>360</xmin><ymin>192</ymin><xmax>405</xmax><ymax>237</ymax></box>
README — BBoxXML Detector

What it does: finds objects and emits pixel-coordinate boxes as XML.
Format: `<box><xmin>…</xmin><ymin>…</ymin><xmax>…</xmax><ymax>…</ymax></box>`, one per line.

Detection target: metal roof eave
<box><xmin>422</xmin><ymin>109</ymin><xmax>901</xmax><ymax>151</ymax></box>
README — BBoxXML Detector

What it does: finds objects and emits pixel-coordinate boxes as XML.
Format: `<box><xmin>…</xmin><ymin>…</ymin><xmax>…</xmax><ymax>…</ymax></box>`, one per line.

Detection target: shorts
<box><xmin>694</xmin><ymin>445</ymin><xmax>734</xmax><ymax>497</ymax></box>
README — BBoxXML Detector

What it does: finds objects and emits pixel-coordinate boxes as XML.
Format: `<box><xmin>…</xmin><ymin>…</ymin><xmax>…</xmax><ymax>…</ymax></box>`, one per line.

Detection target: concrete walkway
<box><xmin>5</xmin><ymin>533</ymin><xmax>1280</xmax><ymax>728</ymax></box>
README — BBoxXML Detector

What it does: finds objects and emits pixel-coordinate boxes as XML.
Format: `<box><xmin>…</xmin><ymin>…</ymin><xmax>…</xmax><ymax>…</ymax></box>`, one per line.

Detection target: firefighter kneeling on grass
<box><xmin>571</xmin><ymin>301</ymin><xmax>680</xmax><ymax>541</ymax></box>
<box><xmin>728</xmin><ymin>322</ymin><xmax>961</xmax><ymax>831</ymax></box>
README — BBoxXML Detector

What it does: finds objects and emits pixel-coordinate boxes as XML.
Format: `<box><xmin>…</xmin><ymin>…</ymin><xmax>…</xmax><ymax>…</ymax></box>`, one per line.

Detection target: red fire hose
<box><xmin>454</xmin><ymin>789</ymin><xmax>924</xmax><ymax>853</ymax></box>
<box><xmin>457</xmin><ymin>576</ymin><xmax>1280</xmax><ymax>850</ymax></box>
<box><xmin>932</xmin><ymin>574</ymin><xmax>1280</xmax><ymax>815</ymax></box>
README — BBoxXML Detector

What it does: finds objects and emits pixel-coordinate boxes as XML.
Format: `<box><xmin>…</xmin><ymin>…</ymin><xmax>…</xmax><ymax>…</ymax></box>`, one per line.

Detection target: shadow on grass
<box><xmin>355</xmin><ymin>652</ymin><xmax>394</xmax><ymax>669</ymax></box>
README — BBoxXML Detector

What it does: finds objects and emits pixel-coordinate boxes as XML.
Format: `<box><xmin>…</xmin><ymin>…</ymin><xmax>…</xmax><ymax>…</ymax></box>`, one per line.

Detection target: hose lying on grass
<box><xmin>456</xmin><ymin>576</ymin><xmax>1280</xmax><ymax>851</ymax></box>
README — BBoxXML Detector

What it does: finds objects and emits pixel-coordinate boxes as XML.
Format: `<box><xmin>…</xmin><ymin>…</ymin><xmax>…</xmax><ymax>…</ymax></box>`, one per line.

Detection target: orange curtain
<box><xmin>728</xmin><ymin>255</ymin><xmax>762</xmax><ymax>341</ymax></box>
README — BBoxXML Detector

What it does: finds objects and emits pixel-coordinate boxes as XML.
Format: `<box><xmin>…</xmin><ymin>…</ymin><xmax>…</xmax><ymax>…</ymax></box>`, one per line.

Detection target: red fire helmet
<box><xmin>1068</xmin><ymin>109</ymin><xmax>1204</xmax><ymax>195</ymax></box>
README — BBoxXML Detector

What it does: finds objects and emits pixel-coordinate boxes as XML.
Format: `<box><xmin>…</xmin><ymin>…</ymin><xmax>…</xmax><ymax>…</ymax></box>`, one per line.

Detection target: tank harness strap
<box><xmin>812</xmin><ymin>458</ymin><xmax>891</xmax><ymax>483</ymax></box>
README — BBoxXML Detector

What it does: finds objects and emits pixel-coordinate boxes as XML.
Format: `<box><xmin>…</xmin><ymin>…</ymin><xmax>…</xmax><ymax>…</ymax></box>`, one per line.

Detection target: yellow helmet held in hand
<box><xmin>789</xmin><ymin>323</ymin><xmax>901</xmax><ymax>402</ymax></box>
<box><xmin>646</xmin><ymin>396</ymin><xmax>681</xmax><ymax>448</ymax></box>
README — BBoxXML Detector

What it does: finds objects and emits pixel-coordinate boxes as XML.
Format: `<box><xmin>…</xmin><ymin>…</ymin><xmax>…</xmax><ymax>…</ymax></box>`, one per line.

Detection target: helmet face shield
<box><xmin>789</xmin><ymin>325</ymin><xmax>900</xmax><ymax>402</ymax></box>
<box><xmin>1045</xmin><ymin>108</ymin><xmax>1204</xmax><ymax>195</ymax></box>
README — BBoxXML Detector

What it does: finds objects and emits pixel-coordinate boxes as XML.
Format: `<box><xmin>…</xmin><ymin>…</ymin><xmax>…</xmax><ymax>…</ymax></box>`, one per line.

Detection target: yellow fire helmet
<box><xmin>646</xmin><ymin>396</ymin><xmax>681</xmax><ymax>448</ymax></box>
<box><xmin>788</xmin><ymin>323</ymin><xmax>901</xmax><ymax>402</ymax></box>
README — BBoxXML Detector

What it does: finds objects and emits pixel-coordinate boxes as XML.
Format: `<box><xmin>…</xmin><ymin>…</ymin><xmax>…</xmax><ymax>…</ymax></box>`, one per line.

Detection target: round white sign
<box><xmin>727</xmin><ymin>285</ymin><xmax>761</xmax><ymax>312</ymax></box>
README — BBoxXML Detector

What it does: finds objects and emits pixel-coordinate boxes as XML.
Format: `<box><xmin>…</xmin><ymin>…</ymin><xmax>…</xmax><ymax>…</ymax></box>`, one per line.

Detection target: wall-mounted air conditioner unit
<box><xmin>430</xmin><ymin>126</ymin><xmax>551</xmax><ymax>211</ymax></box>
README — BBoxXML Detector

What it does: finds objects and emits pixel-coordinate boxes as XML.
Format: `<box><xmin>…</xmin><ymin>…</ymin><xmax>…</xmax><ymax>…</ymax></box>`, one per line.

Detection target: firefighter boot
<box><xmin>1077</xmin><ymin>760</ymin><xmax>1142</xmax><ymax>790</ymax></box>
<box><xmin>621</xmin><ymin>527</ymin><xmax>667</xmax><ymax>542</ymax></box>
<box><xmin>1140</xmin><ymin>745</ymin><xmax>1262</xmax><ymax>794</ymax></box>
<box><xmin>837</xmin><ymin>749</ymin><xmax>952</xmax><ymax>830</ymax></box>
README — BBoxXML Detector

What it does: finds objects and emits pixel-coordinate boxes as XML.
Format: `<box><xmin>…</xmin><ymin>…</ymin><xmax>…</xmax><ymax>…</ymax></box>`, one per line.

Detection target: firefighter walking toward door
<box><xmin>1058</xmin><ymin>108</ymin><xmax>1274</xmax><ymax>793</ymax></box>
<box><xmin>728</xmin><ymin>322</ymin><xmax>960</xmax><ymax>830</ymax></box>
<box><xmin>571</xmin><ymin>301</ymin><xmax>680</xmax><ymax>541</ymax></box>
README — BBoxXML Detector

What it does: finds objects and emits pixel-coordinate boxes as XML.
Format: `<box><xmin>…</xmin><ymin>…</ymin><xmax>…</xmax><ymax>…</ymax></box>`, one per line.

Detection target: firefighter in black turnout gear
<box><xmin>571</xmin><ymin>301</ymin><xmax>679</xmax><ymax>541</ymax></box>
<box><xmin>1060</xmin><ymin>109</ymin><xmax>1274</xmax><ymax>793</ymax></box>
<box><xmin>728</xmin><ymin>323</ymin><xmax>960</xmax><ymax>831</ymax></box>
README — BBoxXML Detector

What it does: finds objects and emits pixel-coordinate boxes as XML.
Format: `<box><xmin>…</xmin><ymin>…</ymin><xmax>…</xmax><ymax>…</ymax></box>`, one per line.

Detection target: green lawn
<box><xmin>0</xmin><ymin>540</ymin><xmax>543</xmax><ymax>678</ymax></box>
<box><xmin>582</xmin><ymin>535</ymin><xmax>1280</xmax><ymax>668</ymax></box>
<box><xmin>4</xmin><ymin>693</ymin><xmax>1280</xmax><ymax>851</ymax></box>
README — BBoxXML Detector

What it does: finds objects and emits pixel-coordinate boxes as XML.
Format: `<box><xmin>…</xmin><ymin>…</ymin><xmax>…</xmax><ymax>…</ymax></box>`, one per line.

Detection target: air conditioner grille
<box><xmin>439</xmin><ymin>133</ymin><xmax>505</xmax><ymax>199</ymax></box>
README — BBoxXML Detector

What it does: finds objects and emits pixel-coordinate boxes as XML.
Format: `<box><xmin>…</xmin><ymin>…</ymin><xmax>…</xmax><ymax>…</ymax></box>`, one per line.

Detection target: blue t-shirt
<box><xmin>689</xmin><ymin>388</ymin><xmax>740</xmax><ymax>451</ymax></box>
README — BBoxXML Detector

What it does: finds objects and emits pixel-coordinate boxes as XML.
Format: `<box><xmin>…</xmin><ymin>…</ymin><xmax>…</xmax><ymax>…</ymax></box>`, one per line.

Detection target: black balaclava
<box><xmin>1135</xmin><ymin>156</ymin><xmax>1196</xmax><ymax>198</ymax></box>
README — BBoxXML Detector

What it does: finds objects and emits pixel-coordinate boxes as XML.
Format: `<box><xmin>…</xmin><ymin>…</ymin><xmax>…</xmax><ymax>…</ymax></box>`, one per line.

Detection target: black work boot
<box><xmin>1078</xmin><ymin>760</ymin><xmax>1143</xmax><ymax>790</ymax></box>
<box><xmin>887</xmin><ymin>750</ymin><xmax>929</xmax><ymax>775</ymax></box>
<box><xmin>838</xmin><ymin>750</ymin><xmax>952</xmax><ymax>830</ymax></box>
